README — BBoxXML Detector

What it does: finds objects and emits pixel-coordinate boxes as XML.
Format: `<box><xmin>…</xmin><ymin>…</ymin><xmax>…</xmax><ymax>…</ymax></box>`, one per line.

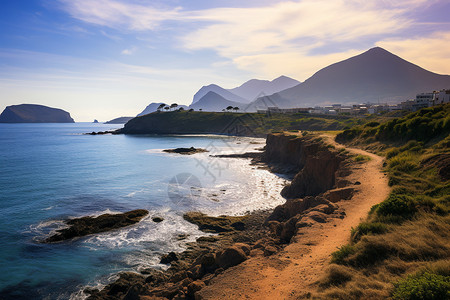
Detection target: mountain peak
<box><xmin>274</xmin><ymin>47</ymin><xmax>450</xmax><ymax>106</ymax></box>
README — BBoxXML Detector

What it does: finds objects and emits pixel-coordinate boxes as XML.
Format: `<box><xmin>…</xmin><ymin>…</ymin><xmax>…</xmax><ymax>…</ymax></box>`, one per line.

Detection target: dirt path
<box><xmin>197</xmin><ymin>133</ymin><xmax>390</xmax><ymax>299</ymax></box>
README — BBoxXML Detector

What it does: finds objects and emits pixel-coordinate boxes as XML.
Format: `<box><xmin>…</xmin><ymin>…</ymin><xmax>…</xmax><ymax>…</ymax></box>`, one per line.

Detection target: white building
<box><xmin>433</xmin><ymin>89</ymin><xmax>450</xmax><ymax>105</ymax></box>
<box><xmin>414</xmin><ymin>93</ymin><xmax>433</xmax><ymax>110</ymax></box>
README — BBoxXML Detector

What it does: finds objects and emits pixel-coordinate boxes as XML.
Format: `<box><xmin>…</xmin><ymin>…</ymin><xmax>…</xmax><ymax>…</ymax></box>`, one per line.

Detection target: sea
<box><xmin>0</xmin><ymin>123</ymin><xmax>287</xmax><ymax>299</ymax></box>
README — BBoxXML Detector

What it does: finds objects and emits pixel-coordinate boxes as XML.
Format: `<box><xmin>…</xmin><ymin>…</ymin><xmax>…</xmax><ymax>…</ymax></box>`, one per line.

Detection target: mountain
<box><xmin>0</xmin><ymin>104</ymin><xmax>74</xmax><ymax>123</ymax></box>
<box><xmin>189</xmin><ymin>91</ymin><xmax>245</xmax><ymax>112</ymax></box>
<box><xmin>105</xmin><ymin>117</ymin><xmax>134</xmax><ymax>124</ymax></box>
<box><xmin>137</xmin><ymin>102</ymin><xmax>188</xmax><ymax>116</ymax></box>
<box><xmin>228</xmin><ymin>76</ymin><xmax>300</xmax><ymax>102</ymax></box>
<box><xmin>263</xmin><ymin>47</ymin><xmax>450</xmax><ymax>107</ymax></box>
<box><xmin>191</xmin><ymin>84</ymin><xmax>246</xmax><ymax>105</ymax></box>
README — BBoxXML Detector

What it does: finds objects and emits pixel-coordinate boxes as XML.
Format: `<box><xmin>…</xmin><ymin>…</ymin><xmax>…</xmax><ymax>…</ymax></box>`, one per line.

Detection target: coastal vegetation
<box><xmin>119</xmin><ymin>110</ymin><xmax>399</xmax><ymax>136</ymax></box>
<box><xmin>318</xmin><ymin>104</ymin><xmax>450</xmax><ymax>299</ymax></box>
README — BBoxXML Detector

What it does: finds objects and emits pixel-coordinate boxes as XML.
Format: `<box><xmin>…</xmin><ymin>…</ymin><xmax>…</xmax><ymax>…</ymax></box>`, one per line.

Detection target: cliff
<box><xmin>263</xmin><ymin>133</ymin><xmax>346</xmax><ymax>198</ymax></box>
<box><xmin>0</xmin><ymin>104</ymin><xmax>74</xmax><ymax>123</ymax></box>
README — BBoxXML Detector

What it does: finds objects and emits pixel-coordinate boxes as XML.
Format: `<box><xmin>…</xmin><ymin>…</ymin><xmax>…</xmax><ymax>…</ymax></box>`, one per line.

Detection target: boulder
<box><xmin>160</xmin><ymin>252</ymin><xmax>179</xmax><ymax>264</ymax></box>
<box><xmin>216</xmin><ymin>246</ymin><xmax>247</xmax><ymax>269</ymax></box>
<box><xmin>323</xmin><ymin>187</ymin><xmax>355</xmax><ymax>203</ymax></box>
<box><xmin>187</xmin><ymin>280</ymin><xmax>206</xmax><ymax>297</ymax></box>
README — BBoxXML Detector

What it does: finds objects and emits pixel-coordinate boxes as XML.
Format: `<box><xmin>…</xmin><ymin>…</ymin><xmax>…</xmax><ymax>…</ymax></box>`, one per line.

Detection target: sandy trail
<box><xmin>197</xmin><ymin>133</ymin><xmax>390</xmax><ymax>299</ymax></box>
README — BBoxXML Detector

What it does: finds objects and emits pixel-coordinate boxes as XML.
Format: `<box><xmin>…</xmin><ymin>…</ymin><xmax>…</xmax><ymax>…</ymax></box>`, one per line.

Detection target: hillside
<box><xmin>314</xmin><ymin>104</ymin><xmax>450</xmax><ymax>299</ymax></box>
<box><xmin>257</xmin><ymin>47</ymin><xmax>450</xmax><ymax>107</ymax></box>
<box><xmin>117</xmin><ymin>110</ymin><xmax>387</xmax><ymax>137</ymax></box>
<box><xmin>191</xmin><ymin>84</ymin><xmax>246</xmax><ymax>105</ymax></box>
<box><xmin>137</xmin><ymin>102</ymin><xmax>188</xmax><ymax>116</ymax></box>
<box><xmin>228</xmin><ymin>76</ymin><xmax>300</xmax><ymax>102</ymax></box>
<box><xmin>189</xmin><ymin>91</ymin><xmax>245</xmax><ymax>112</ymax></box>
<box><xmin>0</xmin><ymin>104</ymin><xmax>74</xmax><ymax>123</ymax></box>
<box><xmin>104</xmin><ymin>117</ymin><xmax>134</xmax><ymax>124</ymax></box>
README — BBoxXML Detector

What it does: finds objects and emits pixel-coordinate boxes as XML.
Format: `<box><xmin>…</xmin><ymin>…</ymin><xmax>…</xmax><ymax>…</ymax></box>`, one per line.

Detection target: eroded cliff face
<box><xmin>263</xmin><ymin>133</ymin><xmax>354</xmax><ymax>243</ymax></box>
<box><xmin>263</xmin><ymin>133</ymin><xmax>346</xmax><ymax>198</ymax></box>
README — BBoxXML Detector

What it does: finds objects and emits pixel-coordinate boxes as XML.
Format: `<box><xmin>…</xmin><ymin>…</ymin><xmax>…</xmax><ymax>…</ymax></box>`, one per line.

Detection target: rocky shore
<box><xmin>84</xmin><ymin>133</ymin><xmax>359</xmax><ymax>299</ymax></box>
<box><xmin>163</xmin><ymin>147</ymin><xmax>208</xmax><ymax>155</ymax></box>
<box><xmin>45</xmin><ymin>209</ymin><xmax>149</xmax><ymax>243</ymax></box>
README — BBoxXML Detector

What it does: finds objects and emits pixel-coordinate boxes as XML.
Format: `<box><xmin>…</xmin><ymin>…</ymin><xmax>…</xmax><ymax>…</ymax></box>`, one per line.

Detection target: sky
<box><xmin>1</xmin><ymin>0</ymin><xmax>450</xmax><ymax>121</ymax></box>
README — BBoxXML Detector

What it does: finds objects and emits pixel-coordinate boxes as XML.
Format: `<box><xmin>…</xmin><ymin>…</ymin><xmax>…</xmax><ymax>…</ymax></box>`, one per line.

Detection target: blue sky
<box><xmin>1</xmin><ymin>0</ymin><xmax>450</xmax><ymax>121</ymax></box>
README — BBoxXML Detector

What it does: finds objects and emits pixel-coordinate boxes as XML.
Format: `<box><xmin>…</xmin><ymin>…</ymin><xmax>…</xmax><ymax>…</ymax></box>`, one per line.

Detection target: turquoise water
<box><xmin>0</xmin><ymin>123</ymin><xmax>286</xmax><ymax>299</ymax></box>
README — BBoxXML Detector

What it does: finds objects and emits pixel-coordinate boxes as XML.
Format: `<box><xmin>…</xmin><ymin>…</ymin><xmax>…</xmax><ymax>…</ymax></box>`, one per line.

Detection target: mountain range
<box><xmin>258</xmin><ymin>47</ymin><xmax>450</xmax><ymax>108</ymax></box>
<box><xmin>136</xmin><ymin>47</ymin><xmax>450</xmax><ymax>115</ymax></box>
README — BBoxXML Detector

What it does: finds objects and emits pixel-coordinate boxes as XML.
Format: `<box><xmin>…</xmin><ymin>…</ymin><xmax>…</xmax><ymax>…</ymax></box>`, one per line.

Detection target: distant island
<box><xmin>105</xmin><ymin>116</ymin><xmax>134</xmax><ymax>124</ymax></box>
<box><xmin>0</xmin><ymin>104</ymin><xmax>74</xmax><ymax>123</ymax></box>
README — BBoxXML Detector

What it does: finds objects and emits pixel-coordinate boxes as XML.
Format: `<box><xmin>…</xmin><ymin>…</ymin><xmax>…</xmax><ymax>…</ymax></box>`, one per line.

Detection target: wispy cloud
<box><xmin>58</xmin><ymin>0</ymin><xmax>181</xmax><ymax>30</ymax></box>
<box><xmin>58</xmin><ymin>0</ymin><xmax>444</xmax><ymax>80</ymax></box>
<box><xmin>121</xmin><ymin>46</ymin><xmax>137</xmax><ymax>55</ymax></box>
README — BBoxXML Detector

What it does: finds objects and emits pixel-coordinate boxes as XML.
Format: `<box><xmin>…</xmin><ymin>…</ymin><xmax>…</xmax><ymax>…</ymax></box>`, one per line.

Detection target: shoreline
<box><xmin>83</xmin><ymin>132</ymin><xmax>376</xmax><ymax>299</ymax></box>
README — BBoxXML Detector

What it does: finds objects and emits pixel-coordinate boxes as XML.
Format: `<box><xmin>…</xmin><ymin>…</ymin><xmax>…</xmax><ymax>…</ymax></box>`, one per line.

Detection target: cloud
<box><xmin>376</xmin><ymin>31</ymin><xmax>450</xmax><ymax>75</ymax></box>
<box><xmin>58</xmin><ymin>0</ymin><xmax>181</xmax><ymax>30</ymax></box>
<box><xmin>56</xmin><ymin>0</ymin><xmax>450</xmax><ymax>80</ymax></box>
<box><xmin>181</xmin><ymin>1</ymin><xmax>409</xmax><ymax>57</ymax></box>
<box><xmin>121</xmin><ymin>46</ymin><xmax>137</xmax><ymax>55</ymax></box>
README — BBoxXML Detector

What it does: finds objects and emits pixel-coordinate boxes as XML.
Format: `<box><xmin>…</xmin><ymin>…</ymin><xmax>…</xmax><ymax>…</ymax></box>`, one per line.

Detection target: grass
<box><xmin>353</xmin><ymin>154</ymin><xmax>371</xmax><ymax>162</ymax></box>
<box><xmin>121</xmin><ymin>110</ymin><xmax>396</xmax><ymax>137</ymax></box>
<box><xmin>315</xmin><ymin>104</ymin><xmax>450</xmax><ymax>299</ymax></box>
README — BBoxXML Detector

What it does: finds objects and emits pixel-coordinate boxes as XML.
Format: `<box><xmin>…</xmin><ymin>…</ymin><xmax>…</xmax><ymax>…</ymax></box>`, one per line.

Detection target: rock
<box><xmin>266</xmin><ymin>196</ymin><xmax>329</xmax><ymax>223</ymax></box>
<box><xmin>279</xmin><ymin>216</ymin><xmax>300</xmax><ymax>243</ymax></box>
<box><xmin>187</xmin><ymin>280</ymin><xmax>206</xmax><ymax>297</ymax></box>
<box><xmin>216</xmin><ymin>246</ymin><xmax>247</xmax><ymax>269</ymax></box>
<box><xmin>250</xmin><ymin>249</ymin><xmax>264</xmax><ymax>257</ymax></box>
<box><xmin>354</xmin><ymin>181</ymin><xmax>361</xmax><ymax>185</ymax></box>
<box><xmin>123</xmin><ymin>284</ymin><xmax>142</xmax><ymax>300</ymax></box>
<box><xmin>264</xmin><ymin>245</ymin><xmax>278</xmax><ymax>256</ymax></box>
<box><xmin>262</xmin><ymin>134</ymin><xmax>345</xmax><ymax>199</ymax></box>
<box><xmin>163</xmin><ymin>147</ymin><xmax>208</xmax><ymax>155</ymax></box>
<box><xmin>323</xmin><ymin>187</ymin><xmax>355</xmax><ymax>203</ymax></box>
<box><xmin>152</xmin><ymin>216</ymin><xmax>164</xmax><ymax>223</ymax></box>
<box><xmin>160</xmin><ymin>252</ymin><xmax>179</xmax><ymax>264</ymax></box>
<box><xmin>200</xmin><ymin>253</ymin><xmax>216</xmax><ymax>268</ymax></box>
<box><xmin>233</xmin><ymin>243</ymin><xmax>251</xmax><ymax>255</ymax></box>
<box><xmin>0</xmin><ymin>104</ymin><xmax>75</xmax><ymax>123</ymax></box>
<box><xmin>45</xmin><ymin>209</ymin><xmax>149</xmax><ymax>243</ymax></box>
<box><xmin>183</xmin><ymin>212</ymin><xmax>248</xmax><ymax>233</ymax></box>
<box><xmin>304</xmin><ymin>211</ymin><xmax>328</xmax><ymax>223</ymax></box>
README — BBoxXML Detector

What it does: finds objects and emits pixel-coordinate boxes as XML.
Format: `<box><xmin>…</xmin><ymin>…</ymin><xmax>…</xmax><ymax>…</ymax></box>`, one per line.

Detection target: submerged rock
<box><xmin>163</xmin><ymin>147</ymin><xmax>208</xmax><ymax>155</ymax></box>
<box><xmin>44</xmin><ymin>209</ymin><xmax>149</xmax><ymax>243</ymax></box>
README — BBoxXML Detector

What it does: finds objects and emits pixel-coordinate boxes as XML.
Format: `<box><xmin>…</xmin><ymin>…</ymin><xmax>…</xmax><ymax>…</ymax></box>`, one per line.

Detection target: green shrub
<box><xmin>392</xmin><ymin>272</ymin><xmax>450</xmax><ymax>300</ymax></box>
<box><xmin>376</xmin><ymin>194</ymin><xmax>417</xmax><ymax>217</ymax></box>
<box><xmin>365</xmin><ymin>121</ymin><xmax>380</xmax><ymax>127</ymax></box>
<box><xmin>331</xmin><ymin>245</ymin><xmax>356</xmax><ymax>264</ymax></box>
<box><xmin>389</xmin><ymin>152</ymin><xmax>419</xmax><ymax>173</ymax></box>
<box><xmin>386</xmin><ymin>148</ymin><xmax>400</xmax><ymax>159</ymax></box>
<box><xmin>354</xmin><ymin>154</ymin><xmax>371</xmax><ymax>162</ymax></box>
<box><xmin>351</xmin><ymin>222</ymin><xmax>388</xmax><ymax>242</ymax></box>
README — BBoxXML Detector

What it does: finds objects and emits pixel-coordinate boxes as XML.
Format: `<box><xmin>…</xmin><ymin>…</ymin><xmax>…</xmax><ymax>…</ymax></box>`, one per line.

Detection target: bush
<box><xmin>320</xmin><ymin>265</ymin><xmax>353</xmax><ymax>287</ymax></box>
<box><xmin>376</xmin><ymin>194</ymin><xmax>417</xmax><ymax>217</ymax></box>
<box><xmin>389</xmin><ymin>152</ymin><xmax>419</xmax><ymax>173</ymax></box>
<box><xmin>331</xmin><ymin>245</ymin><xmax>356</xmax><ymax>264</ymax></box>
<box><xmin>392</xmin><ymin>272</ymin><xmax>450</xmax><ymax>300</ymax></box>
<box><xmin>386</xmin><ymin>148</ymin><xmax>400</xmax><ymax>159</ymax></box>
<box><xmin>351</xmin><ymin>222</ymin><xmax>388</xmax><ymax>242</ymax></box>
<box><xmin>354</xmin><ymin>154</ymin><xmax>371</xmax><ymax>162</ymax></box>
